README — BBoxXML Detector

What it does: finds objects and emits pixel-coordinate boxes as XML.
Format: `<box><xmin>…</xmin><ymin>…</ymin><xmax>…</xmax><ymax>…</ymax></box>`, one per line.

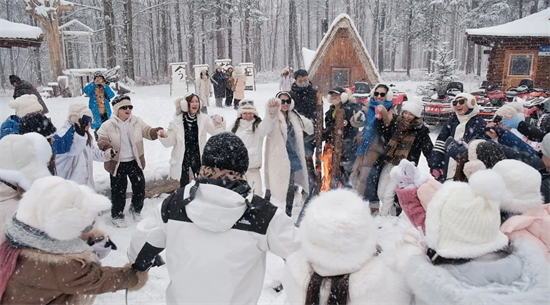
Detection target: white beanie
<box><xmin>491</xmin><ymin>160</ymin><xmax>543</xmax><ymax>214</ymax></box>
<box><xmin>9</xmin><ymin>94</ymin><xmax>43</xmax><ymax>117</ymax></box>
<box><xmin>401</xmin><ymin>97</ymin><xmax>424</xmax><ymax>118</ymax></box>
<box><xmin>234</xmin><ymin>66</ymin><xmax>245</xmax><ymax>78</ymax></box>
<box><xmin>68</xmin><ymin>103</ymin><xmax>93</xmax><ymax>124</ymax></box>
<box><xmin>237</xmin><ymin>99</ymin><xmax>258</xmax><ymax>116</ymax></box>
<box><xmin>16</xmin><ymin>176</ymin><xmax>110</xmax><ymax>240</ymax></box>
<box><xmin>0</xmin><ymin>133</ymin><xmax>52</xmax><ymax>189</ymax></box>
<box><xmin>425</xmin><ymin>170</ymin><xmax>509</xmax><ymax>259</ymax></box>
<box><xmin>300</xmin><ymin>189</ymin><xmax>378</xmax><ymax>276</ymax></box>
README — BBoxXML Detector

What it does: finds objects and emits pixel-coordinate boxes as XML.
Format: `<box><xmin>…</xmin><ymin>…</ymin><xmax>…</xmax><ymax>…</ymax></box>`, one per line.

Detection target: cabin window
<box><xmin>332</xmin><ymin>68</ymin><xmax>349</xmax><ymax>87</ymax></box>
<box><xmin>508</xmin><ymin>54</ymin><xmax>533</xmax><ymax>76</ymax></box>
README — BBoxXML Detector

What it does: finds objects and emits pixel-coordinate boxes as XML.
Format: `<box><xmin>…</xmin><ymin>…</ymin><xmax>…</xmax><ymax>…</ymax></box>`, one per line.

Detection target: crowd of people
<box><xmin>0</xmin><ymin>69</ymin><xmax>549</xmax><ymax>304</ymax></box>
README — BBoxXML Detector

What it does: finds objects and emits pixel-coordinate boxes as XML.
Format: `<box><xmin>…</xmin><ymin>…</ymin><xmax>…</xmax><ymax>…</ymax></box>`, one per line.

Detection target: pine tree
<box><xmin>423</xmin><ymin>42</ymin><xmax>458</xmax><ymax>95</ymax></box>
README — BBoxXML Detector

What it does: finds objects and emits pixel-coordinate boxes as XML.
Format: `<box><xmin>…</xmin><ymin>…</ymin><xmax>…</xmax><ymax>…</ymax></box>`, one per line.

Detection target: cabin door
<box><xmin>503</xmin><ymin>50</ymin><xmax>538</xmax><ymax>89</ymax></box>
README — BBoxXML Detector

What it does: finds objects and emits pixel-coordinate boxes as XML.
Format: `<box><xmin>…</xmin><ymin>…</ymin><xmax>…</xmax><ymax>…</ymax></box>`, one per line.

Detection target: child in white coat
<box><xmin>56</xmin><ymin>103</ymin><xmax>116</xmax><ymax>189</ymax></box>
<box><xmin>230</xmin><ymin>98</ymin><xmax>278</xmax><ymax>196</ymax></box>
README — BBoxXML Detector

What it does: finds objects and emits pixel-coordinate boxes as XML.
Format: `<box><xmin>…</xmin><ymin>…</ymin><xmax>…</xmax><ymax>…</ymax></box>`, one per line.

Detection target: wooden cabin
<box><xmin>466</xmin><ymin>8</ymin><xmax>550</xmax><ymax>89</ymax></box>
<box><xmin>0</xmin><ymin>19</ymin><xmax>43</xmax><ymax>49</ymax></box>
<box><xmin>302</xmin><ymin>14</ymin><xmax>381</xmax><ymax>93</ymax></box>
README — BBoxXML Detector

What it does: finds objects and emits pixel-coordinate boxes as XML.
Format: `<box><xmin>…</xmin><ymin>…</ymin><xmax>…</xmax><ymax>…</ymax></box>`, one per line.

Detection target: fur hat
<box><xmin>495</xmin><ymin>102</ymin><xmax>525</xmax><ymax>121</ymax></box>
<box><xmin>15</xmin><ymin>176</ymin><xmax>110</xmax><ymax>240</ymax></box>
<box><xmin>0</xmin><ymin>133</ymin><xmax>52</xmax><ymax>190</ymax></box>
<box><xmin>18</xmin><ymin>112</ymin><xmax>56</xmax><ymax>137</ymax></box>
<box><xmin>463</xmin><ymin>140</ymin><xmax>506</xmax><ymax>179</ymax></box>
<box><xmin>328</xmin><ymin>87</ymin><xmax>349</xmax><ymax>104</ymax></box>
<box><xmin>9</xmin><ymin>75</ymin><xmax>21</xmax><ymax>85</ymax></box>
<box><xmin>237</xmin><ymin>99</ymin><xmax>258</xmax><ymax>116</ymax></box>
<box><xmin>9</xmin><ymin>94</ymin><xmax>43</xmax><ymax>117</ymax></box>
<box><xmin>542</xmin><ymin>133</ymin><xmax>550</xmax><ymax>158</ymax></box>
<box><xmin>233</xmin><ymin>66</ymin><xmax>245</xmax><ymax>78</ymax></box>
<box><xmin>452</xmin><ymin>93</ymin><xmax>477</xmax><ymax>111</ymax></box>
<box><xmin>401</xmin><ymin>97</ymin><xmax>424</xmax><ymax>118</ymax></box>
<box><xmin>276</xmin><ymin>91</ymin><xmax>294</xmax><ymax>111</ymax></box>
<box><xmin>370</xmin><ymin>83</ymin><xmax>394</xmax><ymax>102</ymax></box>
<box><xmin>111</xmin><ymin>95</ymin><xmax>132</xmax><ymax>113</ymax></box>
<box><xmin>68</xmin><ymin>103</ymin><xmax>93</xmax><ymax>124</ymax></box>
<box><xmin>491</xmin><ymin>160</ymin><xmax>543</xmax><ymax>214</ymax></box>
<box><xmin>201</xmin><ymin>132</ymin><xmax>249</xmax><ymax>174</ymax></box>
<box><xmin>300</xmin><ymin>189</ymin><xmax>378</xmax><ymax>276</ymax></box>
<box><xmin>175</xmin><ymin>93</ymin><xmax>204</xmax><ymax>115</ymax></box>
<box><xmin>425</xmin><ymin>170</ymin><xmax>509</xmax><ymax>259</ymax></box>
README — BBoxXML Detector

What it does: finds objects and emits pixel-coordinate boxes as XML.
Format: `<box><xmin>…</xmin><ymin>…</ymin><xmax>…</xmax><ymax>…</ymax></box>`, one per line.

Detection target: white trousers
<box><xmin>378</xmin><ymin>163</ymin><xmax>397</xmax><ymax>216</ymax></box>
<box><xmin>245</xmin><ymin>168</ymin><xmax>263</xmax><ymax>196</ymax></box>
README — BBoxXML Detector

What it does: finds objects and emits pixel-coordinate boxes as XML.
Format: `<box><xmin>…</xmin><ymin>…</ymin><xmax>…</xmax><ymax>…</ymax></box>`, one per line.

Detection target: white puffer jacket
<box><xmin>56</xmin><ymin>121</ymin><xmax>108</xmax><ymax>189</ymax></box>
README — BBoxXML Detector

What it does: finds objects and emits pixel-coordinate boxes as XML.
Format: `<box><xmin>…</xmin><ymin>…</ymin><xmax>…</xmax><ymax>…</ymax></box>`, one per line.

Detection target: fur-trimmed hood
<box><xmin>406</xmin><ymin>242</ymin><xmax>550</xmax><ymax>305</ymax></box>
<box><xmin>174</xmin><ymin>95</ymin><xmax>205</xmax><ymax>115</ymax></box>
<box><xmin>20</xmin><ymin>248</ymin><xmax>99</xmax><ymax>265</ymax></box>
<box><xmin>233</xmin><ymin>66</ymin><xmax>245</xmax><ymax>78</ymax></box>
<box><xmin>299</xmin><ymin>189</ymin><xmax>378</xmax><ymax>276</ymax></box>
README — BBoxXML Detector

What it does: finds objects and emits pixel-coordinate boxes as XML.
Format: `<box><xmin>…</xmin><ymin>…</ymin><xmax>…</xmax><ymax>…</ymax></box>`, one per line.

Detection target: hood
<box><xmin>406</xmin><ymin>242</ymin><xmax>549</xmax><ymax>304</ymax></box>
<box><xmin>185</xmin><ymin>183</ymin><xmax>248</xmax><ymax>233</ymax></box>
<box><xmin>174</xmin><ymin>95</ymin><xmax>205</xmax><ymax>115</ymax></box>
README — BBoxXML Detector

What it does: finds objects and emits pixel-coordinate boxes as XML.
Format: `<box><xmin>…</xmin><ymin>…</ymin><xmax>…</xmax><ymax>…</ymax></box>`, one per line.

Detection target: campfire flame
<box><xmin>320</xmin><ymin>144</ymin><xmax>333</xmax><ymax>192</ymax></box>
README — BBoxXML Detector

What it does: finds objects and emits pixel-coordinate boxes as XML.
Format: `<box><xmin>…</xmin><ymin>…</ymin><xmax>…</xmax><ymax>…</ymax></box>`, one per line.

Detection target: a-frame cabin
<box><xmin>302</xmin><ymin>14</ymin><xmax>381</xmax><ymax>93</ymax></box>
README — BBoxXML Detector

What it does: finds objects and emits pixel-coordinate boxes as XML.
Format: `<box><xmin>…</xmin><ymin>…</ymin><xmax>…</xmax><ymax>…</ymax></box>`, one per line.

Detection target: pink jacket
<box><xmin>501</xmin><ymin>204</ymin><xmax>550</xmax><ymax>261</ymax></box>
<box><xmin>234</xmin><ymin>76</ymin><xmax>247</xmax><ymax>100</ymax></box>
<box><xmin>417</xmin><ymin>179</ymin><xmax>442</xmax><ymax>208</ymax></box>
<box><xmin>395</xmin><ymin>187</ymin><xmax>426</xmax><ymax>232</ymax></box>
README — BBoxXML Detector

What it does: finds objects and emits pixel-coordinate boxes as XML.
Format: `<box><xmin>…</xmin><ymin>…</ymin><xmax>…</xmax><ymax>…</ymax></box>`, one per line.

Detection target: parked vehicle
<box><xmin>421</xmin><ymin>82</ymin><xmax>464</xmax><ymax>125</ymax></box>
<box><xmin>505</xmin><ymin>79</ymin><xmax>548</xmax><ymax>102</ymax></box>
<box><xmin>471</xmin><ymin>80</ymin><xmax>506</xmax><ymax>107</ymax></box>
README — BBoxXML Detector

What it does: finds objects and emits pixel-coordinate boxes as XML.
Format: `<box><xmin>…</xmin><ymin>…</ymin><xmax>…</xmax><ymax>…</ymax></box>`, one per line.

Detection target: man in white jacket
<box><xmin>128</xmin><ymin>132</ymin><xmax>300</xmax><ymax>304</ymax></box>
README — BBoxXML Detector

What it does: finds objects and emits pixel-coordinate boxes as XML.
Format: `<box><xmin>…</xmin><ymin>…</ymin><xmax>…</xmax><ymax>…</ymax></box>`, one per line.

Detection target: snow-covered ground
<box><xmin>0</xmin><ymin>81</ymin><xmax>455</xmax><ymax>304</ymax></box>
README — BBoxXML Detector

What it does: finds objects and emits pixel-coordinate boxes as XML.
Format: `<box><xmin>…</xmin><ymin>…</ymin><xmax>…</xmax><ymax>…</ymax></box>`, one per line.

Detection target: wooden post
<box><xmin>313</xmin><ymin>92</ymin><xmax>324</xmax><ymax>195</ymax></box>
<box><xmin>330</xmin><ymin>103</ymin><xmax>344</xmax><ymax>189</ymax></box>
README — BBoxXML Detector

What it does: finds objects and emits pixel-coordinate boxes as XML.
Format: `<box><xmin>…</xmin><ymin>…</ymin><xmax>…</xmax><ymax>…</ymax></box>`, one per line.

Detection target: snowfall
<box><xmin>0</xmin><ymin>79</ymin><xmax>479</xmax><ymax>304</ymax></box>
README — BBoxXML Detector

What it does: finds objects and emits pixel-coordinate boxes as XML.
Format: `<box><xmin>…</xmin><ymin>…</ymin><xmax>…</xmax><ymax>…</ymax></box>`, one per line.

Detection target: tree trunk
<box><xmin>288</xmin><ymin>0</ymin><xmax>295</xmax><ymax>67</ymax></box>
<box><xmin>518</xmin><ymin>0</ymin><xmax>523</xmax><ymax>18</ymax></box>
<box><xmin>371</xmin><ymin>0</ymin><xmax>379</xmax><ymax>66</ymax></box>
<box><xmin>176</xmin><ymin>0</ymin><xmax>184</xmax><ymax>62</ymax></box>
<box><xmin>124</xmin><ymin>0</ymin><xmax>135</xmax><ymax>80</ymax></box>
<box><xmin>46</xmin><ymin>22</ymin><xmax>64</xmax><ymax>80</ymax></box>
<box><xmin>405</xmin><ymin>0</ymin><xmax>412</xmax><ymax>77</ymax></box>
<box><xmin>149</xmin><ymin>0</ymin><xmax>156</xmax><ymax>79</ymax></box>
<box><xmin>215</xmin><ymin>4</ymin><xmax>224</xmax><ymax>58</ymax></box>
<box><xmin>307</xmin><ymin>0</ymin><xmax>310</xmax><ymax>48</ymax></box>
<box><xmin>292</xmin><ymin>0</ymin><xmax>302</xmax><ymax>68</ymax></box>
<box><xmin>161</xmin><ymin>7</ymin><xmax>169</xmax><ymax>76</ymax></box>
<box><xmin>202</xmin><ymin>16</ymin><xmax>206</xmax><ymax>64</ymax></box>
<box><xmin>103</xmin><ymin>0</ymin><xmax>116</xmax><ymax>68</ymax></box>
<box><xmin>271</xmin><ymin>0</ymin><xmax>281</xmax><ymax>70</ymax></box>
<box><xmin>476</xmin><ymin>45</ymin><xmax>482</xmax><ymax>76</ymax></box>
<box><xmin>227</xmin><ymin>2</ymin><xmax>232</xmax><ymax>59</ymax></box>
<box><xmin>188</xmin><ymin>1</ymin><xmax>196</xmax><ymax>68</ymax></box>
<box><xmin>377</xmin><ymin>1</ymin><xmax>386</xmax><ymax>72</ymax></box>
<box><xmin>344</xmin><ymin>0</ymin><xmax>351</xmax><ymax>15</ymax></box>
<box><xmin>244</xmin><ymin>2</ymin><xmax>251</xmax><ymax>62</ymax></box>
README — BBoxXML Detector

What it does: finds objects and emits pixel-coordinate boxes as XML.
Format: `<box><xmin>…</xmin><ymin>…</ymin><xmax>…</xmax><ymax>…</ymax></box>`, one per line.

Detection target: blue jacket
<box><xmin>83</xmin><ymin>82</ymin><xmax>115</xmax><ymax>129</ymax></box>
<box><xmin>0</xmin><ymin>115</ymin><xmax>20</xmax><ymax>139</ymax></box>
<box><xmin>429</xmin><ymin>113</ymin><xmax>487</xmax><ymax>177</ymax></box>
<box><xmin>51</xmin><ymin>126</ymin><xmax>76</xmax><ymax>155</ymax></box>
<box><xmin>495</xmin><ymin>127</ymin><xmax>539</xmax><ymax>157</ymax></box>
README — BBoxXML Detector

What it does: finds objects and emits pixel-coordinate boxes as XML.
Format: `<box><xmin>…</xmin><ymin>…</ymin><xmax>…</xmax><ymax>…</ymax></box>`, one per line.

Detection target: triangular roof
<box><xmin>303</xmin><ymin>14</ymin><xmax>381</xmax><ymax>84</ymax></box>
<box><xmin>466</xmin><ymin>8</ymin><xmax>550</xmax><ymax>37</ymax></box>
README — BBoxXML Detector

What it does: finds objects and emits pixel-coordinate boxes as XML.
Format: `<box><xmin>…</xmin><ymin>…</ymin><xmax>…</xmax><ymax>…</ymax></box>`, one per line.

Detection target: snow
<box><xmin>302</xmin><ymin>47</ymin><xmax>316</xmax><ymax>71</ymax></box>
<box><xmin>0</xmin><ymin>81</ymin><xmax>436</xmax><ymax>304</ymax></box>
<box><xmin>466</xmin><ymin>8</ymin><xmax>550</xmax><ymax>37</ymax></box>
<box><xmin>63</xmin><ymin>68</ymin><xmax>108</xmax><ymax>76</ymax></box>
<box><xmin>0</xmin><ymin>19</ymin><xmax>42</xmax><ymax>39</ymax></box>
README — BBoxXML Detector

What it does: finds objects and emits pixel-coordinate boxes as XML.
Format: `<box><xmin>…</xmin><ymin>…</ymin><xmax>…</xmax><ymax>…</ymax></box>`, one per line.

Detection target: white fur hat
<box><xmin>276</xmin><ymin>91</ymin><xmax>294</xmax><ymax>111</ymax></box>
<box><xmin>237</xmin><ymin>99</ymin><xmax>258</xmax><ymax>116</ymax></box>
<box><xmin>0</xmin><ymin>133</ymin><xmax>52</xmax><ymax>190</ymax></box>
<box><xmin>495</xmin><ymin>102</ymin><xmax>525</xmax><ymax>121</ymax></box>
<box><xmin>234</xmin><ymin>66</ymin><xmax>245</xmax><ymax>78</ymax></box>
<box><xmin>16</xmin><ymin>176</ymin><xmax>110</xmax><ymax>240</ymax></box>
<box><xmin>300</xmin><ymin>189</ymin><xmax>378</xmax><ymax>276</ymax></box>
<box><xmin>370</xmin><ymin>83</ymin><xmax>394</xmax><ymax>102</ymax></box>
<box><xmin>9</xmin><ymin>94</ymin><xmax>43</xmax><ymax>117</ymax></box>
<box><xmin>452</xmin><ymin>93</ymin><xmax>477</xmax><ymax>110</ymax></box>
<box><xmin>68</xmin><ymin>103</ymin><xmax>93</xmax><ymax>124</ymax></box>
<box><xmin>401</xmin><ymin>97</ymin><xmax>424</xmax><ymax>118</ymax></box>
<box><xmin>425</xmin><ymin>170</ymin><xmax>509</xmax><ymax>259</ymax></box>
<box><xmin>175</xmin><ymin>94</ymin><xmax>204</xmax><ymax>115</ymax></box>
<box><xmin>491</xmin><ymin>159</ymin><xmax>543</xmax><ymax>214</ymax></box>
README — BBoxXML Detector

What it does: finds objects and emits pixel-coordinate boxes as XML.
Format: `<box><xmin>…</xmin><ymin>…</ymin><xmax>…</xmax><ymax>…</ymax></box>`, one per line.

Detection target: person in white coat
<box><xmin>128</xmin><ymin>133</ymin><xmax>300</xmax><ymax>304</ymax></box>
<box><xmin>230</xmin><ymin>98</ymin><xmax>278</xmax><ymax>196</ymax></box>
<box><xmin>55</xmin><ymin>103</ymin><xmax>117</xmax><ymax>189</ymax></box>
<box><xmin>405</xmin><ymin>169</ymin><xmax>550</xmax><ymax>304</ymax></box>
<box><xmin>159</xmin><ymin>93</ymin><xmax>225</xmax><ymax>188</ymax></box>
<box><xmin>283</xmin><ymin>189</ymin><xmax>412</xmax><ymax>304</ymax></box>
<box><xmin>264</xmin><ymin>91</ymin><xmax>313</xmax><ymax>216</ymax></box>
<box><xmin>195</xmin><ymin>69</ymin><xmax>212</xmax><ymax>114</ymax></box>
<box><xmin>279</xmin><ymin>67</ymin><xmax>293</xmax><ymax>92</ymax></box>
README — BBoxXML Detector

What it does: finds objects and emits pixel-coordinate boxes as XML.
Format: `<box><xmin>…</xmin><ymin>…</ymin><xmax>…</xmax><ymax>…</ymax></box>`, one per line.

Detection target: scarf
<box><xmin>4</xmin><ymin>216</ymin><xmax>91</xmax><ymax>254</ymax></box>
<box><xmin>197</xmin><ymin>166</ymin><xmax>252</xmax><ymax>198</ymax></box>
<box><xmin>0</xmin><ymin>242</ymin><xmax>21</xmax><ymax>300</ymax></box>
<box><xmin>385</xmin><ymin>116</ymin><xmax>423</xmax><ymax>165</ymax></box>
<box><xmin>357</xmin><ymin>98</ymin><xmax>393</xmax><ymax>155</ymax></box>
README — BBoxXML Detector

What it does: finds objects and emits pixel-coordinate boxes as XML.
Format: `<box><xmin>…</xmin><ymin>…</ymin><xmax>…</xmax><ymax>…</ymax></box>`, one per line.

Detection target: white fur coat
<box><xmin>264</xmin><ymin>110</ymin><xmax>313</xmax><ymax>205</ymax></box>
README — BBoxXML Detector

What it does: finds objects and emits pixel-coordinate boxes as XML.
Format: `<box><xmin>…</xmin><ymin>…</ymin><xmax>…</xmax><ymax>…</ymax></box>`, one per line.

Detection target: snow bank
<box><xmin>0</xmin><ymin>18</ymin><xmax>42</xmax><ymax>39</ymax></box>
<box><xmin>302</xmin><ymin>47</ymin><xmax>316</xmax><ymax>71</ymax></box>
<box><xmin>466</xmin><ymin>8</ymin><xmax>550</xmax><ymax>37</ymax></box>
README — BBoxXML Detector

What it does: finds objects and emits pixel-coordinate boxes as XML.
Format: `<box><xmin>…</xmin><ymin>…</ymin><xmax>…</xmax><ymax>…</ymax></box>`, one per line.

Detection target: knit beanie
<box><xmin>542</xmin><ymin>133</ymin><xmax>550</xmax><ymax>158</ymax></box>
<box><xmin>68</xmin><ymin>103</ymin><xmax>93</xmax><ymax>124</ymax></box>
<box><xmin>237</xmin><ymin>99</ymin><xmax>258</xmax><ymax>116</ymax></box>
<box><xmin>492</xmin><ymin>159</ymin><xmax>543</xmax><ymax>214</ymax></box>
<box><xmin>0</xmin><ymin>133</ymin><xmax>52</xmax><ymax>189</ymax></box>
<box><xmin>463</xmin><ymin>139</ymin><xmax>506</xmax><ymax>179</ymax></box>
<box><xmin>202</xmin><ymin>132</ymin><xmax>249</xmax><ymax>174</ymax></box>
<box><xmin>300</xmin><ymin>189</ymin><xmax>378</xmax><ymax>276</ymax></box>
<box><xmin>401</xmin><ymin>97</ymin><xmax>424</xmax><ymax>118</ymax></box>
<box><xmin>18</xmin><ymin>112</ymin><xmax>57</xmax><ymax>137</ymax></box>
<box><xmin>15</xmin><ymin>176</ymin><xmax>111</xmax><ymax>240</ymax></box>
<box><xmin>111</xmin><ymin>95</ymin><xmax>132</xmax><ymax>113</ymax></box>
<box><xmin>9</xmin><ymin>94</ymin><xmax>43</xmax><ymax>117</ymax></box>
<box><xmin>425</xmin><ymin>169</ymin><xmax>509</xmax><ymax>259</ymax></box>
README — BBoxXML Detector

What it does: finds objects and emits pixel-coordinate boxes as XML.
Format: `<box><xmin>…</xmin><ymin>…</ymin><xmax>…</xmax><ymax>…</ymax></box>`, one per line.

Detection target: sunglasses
<box><xmin>452</xmin><ymin>99</ymin><xmax>466</xmax><ymax>106</ymax></box>
<box><xmin>280</xmin><ymin>99</ymin><xmax>292</xmax><ymax>105</ymax></box>
<box><xmin>239</xmin><ymin>100</ymin><xmax>254</xmax><ymax>106</ymax></box>
<box><xmin>373</xmin><ymin>92</ymin><xmax>386</xmax><ymax>97</ymax></box>
<box><xmin>120</xmin><ymin>105</ymin><xmax>133</xmax><ymax>110</ymax></box>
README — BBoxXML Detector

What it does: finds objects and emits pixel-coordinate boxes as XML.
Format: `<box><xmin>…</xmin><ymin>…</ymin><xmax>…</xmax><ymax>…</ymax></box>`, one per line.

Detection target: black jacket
<box><xmin>324</xmin><ymin>101</ymin><xmax>361</xmax><ymax>144</ymax></box>
<box><xmin>290</xmin><ymin>82</ymin><xmax>318</xmax><ymax>127</ymax></box>
<box><xmin>517</xmin><ymin>117</ymin><xmax>550</xmax><ymax>142</ymax></box>
<box><xmin>211</xmin><ymin>71</ymin><xmax>227</xmax><ymax>98</ymax></box>
<box><xmin>13</xmin><ymin>80</ymin><xmax>49</xmax><ymax>114</ymax></box>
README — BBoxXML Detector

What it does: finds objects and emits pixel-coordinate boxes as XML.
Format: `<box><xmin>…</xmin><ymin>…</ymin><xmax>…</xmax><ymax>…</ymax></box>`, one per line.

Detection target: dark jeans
<box><xmin>180</xmin><ymin>156</ymin><xmax>201</xmax><ymax>188</ymax></box>
<box><xmin>110</xmin><ymin>160</ymin><xmax>145</xmax><ymax>219</ymax></box>
<box><xmin>233</xmin><ymin>99</ymin><xmax>241</xmax><ymax>109</ymax></box>
<box><xmin>225</xmin><ymin>90</ymin><xmax>234</xmax><ymax>106</ymax></box>
<box><xmin>94</xmin><ymin>113</ymin><xmax>110</xmax><ymax>141</ymax></box>
<box><xmin>285</xmin><ymin>173</ymin><xmax>296</xmax><ymax>217</ymax></box>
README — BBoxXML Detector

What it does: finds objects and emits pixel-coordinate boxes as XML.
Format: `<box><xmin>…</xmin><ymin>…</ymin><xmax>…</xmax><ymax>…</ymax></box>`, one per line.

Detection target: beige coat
<box><xmin>1</xmin><ymin>249</ymin><xmax>147</xmax><ymax>305</ymax></box>
<box><xmin>97</xmin><ymin>115</ymin><xmax>160</xmax><ymax>176</ymax></box>
<box><xmin>196</xmin><ymin>75</ymin><xmax>212</xmax><ymax>107</ymax></box>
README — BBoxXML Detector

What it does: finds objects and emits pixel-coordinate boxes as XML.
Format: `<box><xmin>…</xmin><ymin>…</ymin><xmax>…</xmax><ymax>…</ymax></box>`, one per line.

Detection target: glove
<box><xmin>431</xmin><ymin>169</ymin><xmax>444</xmax><ymax>179</ymax></box>
<box><xmin>89</xmin><ymin>236</ymin><xmax>118</xmax><ymax>260</ymax></box>
<box><xmin>212</xmin><ymin>114</ymin><xmax>224</xmax><ymax>125</ymax></box>
<box><xmin>444</xmin><ymin>138</ymin><xmax>467</xmax><ymax>160</ymax></box>
<box><xmin>352</xmin><ymin>110</ymin><xmax>365</xmax><ymax>123</ymax></box>
<box><xmin>74</xmin><ymin>122</ymin><xmax>86</xmax><ymax>137</ymax></box>
<box><xmin>502</xmin><ymin>115</ymin><xmax>521</xmax><ymax>129</ymax></box>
